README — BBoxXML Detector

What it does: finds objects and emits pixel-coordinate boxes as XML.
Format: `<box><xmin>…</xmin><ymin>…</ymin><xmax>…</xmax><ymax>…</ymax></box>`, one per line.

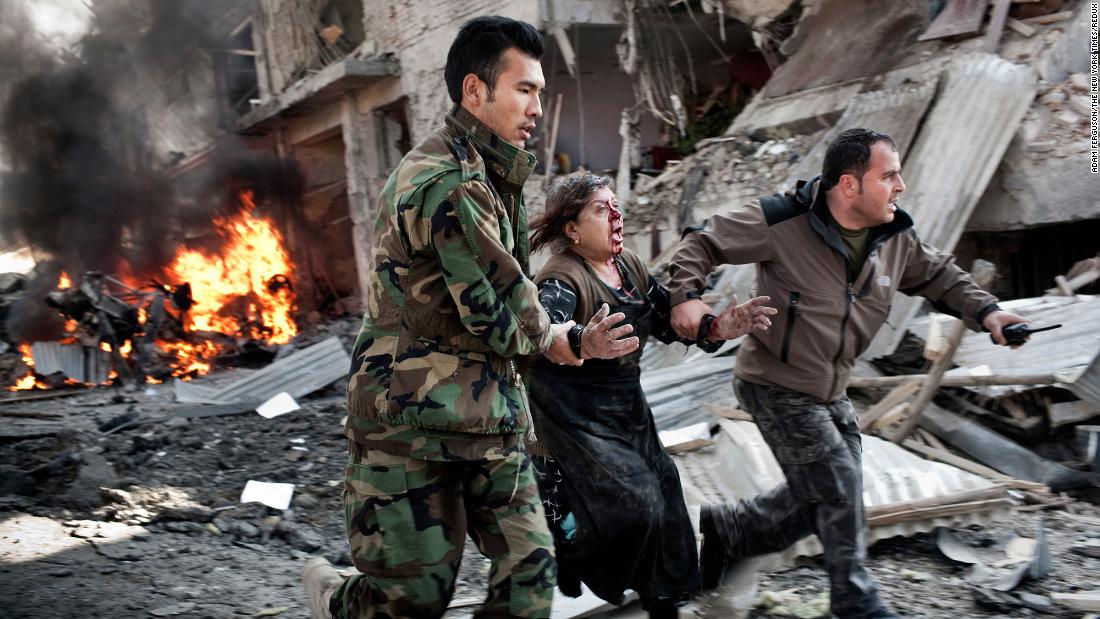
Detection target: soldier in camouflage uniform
<box><xmin>303</xmin><ymin>16</ymin><xmax>639</xmax><ymax>619</ymax></box>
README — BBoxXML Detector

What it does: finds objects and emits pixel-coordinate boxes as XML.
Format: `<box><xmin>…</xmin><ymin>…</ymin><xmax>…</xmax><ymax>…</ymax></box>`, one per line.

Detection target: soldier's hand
<box><xmin>712</xmin><ymin>295</ymin><xmax>777</xmax><ymax>340</ymax></box>
<box><xmin>670</xmin><ymin>298</ymin><xmax>713</xmax><ymax>339</ymax></box>
<box><xmin>545</xmin><ymin>321</ymin><xmax>583</xmax><ymax>366</ymax></box>
<box><xmin>580</xmin><ymin>304</ymin><xmax>640</xmax><ymax>359</ymax></box>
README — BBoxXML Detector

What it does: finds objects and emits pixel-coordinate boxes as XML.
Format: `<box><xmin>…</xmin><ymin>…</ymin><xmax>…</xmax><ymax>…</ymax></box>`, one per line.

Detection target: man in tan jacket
<box><xmin>668</xmin><ymin>128</ymin><xmax>1028</xmax><ymax>619</ymax></box>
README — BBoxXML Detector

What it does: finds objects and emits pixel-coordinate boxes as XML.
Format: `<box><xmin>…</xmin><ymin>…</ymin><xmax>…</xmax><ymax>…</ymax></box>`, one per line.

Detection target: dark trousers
<box><xmin>718</xmin><ymin>378</ymin><xmax>885</xmax><ymax>618</ymax></box>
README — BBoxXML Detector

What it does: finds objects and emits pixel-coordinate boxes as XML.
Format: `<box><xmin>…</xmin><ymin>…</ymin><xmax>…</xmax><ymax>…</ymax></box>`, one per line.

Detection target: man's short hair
<box><xmin>444</xmin><ymin>16</ymin><xmax>544</xmax><ymax>104</ymax></box>
<box><xmin>821</xmin><ymin>128</ymin><xmax>897</xmax><ymax>191</ymax></box>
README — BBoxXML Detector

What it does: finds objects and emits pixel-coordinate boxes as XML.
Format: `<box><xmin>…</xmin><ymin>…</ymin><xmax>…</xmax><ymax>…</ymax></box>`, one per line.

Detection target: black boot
<box><xmin>699</xmin><ymin>503</ymin><xmax>737</xmax><ymax>590</ymax></box>
<box><xmin>643</xmin><ymin>597</ymin><xmax>679</xmax><ymax>619</ymax></box>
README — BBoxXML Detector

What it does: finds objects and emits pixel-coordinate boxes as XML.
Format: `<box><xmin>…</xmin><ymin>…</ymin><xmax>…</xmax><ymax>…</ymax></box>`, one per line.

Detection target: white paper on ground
<box><xmin>256</xmin><ymin>392</ymin><xmax>300</xmax><ymax>419</ymax></box>
<box><xmin>657</xmin><ymin>421</ymin><xmax>712</xmax><ymax>448</ymax></box>
<box><xmin>240</xmin><ymin>480</ymin><xmax>294</xmax><ymax>510</ymax></box>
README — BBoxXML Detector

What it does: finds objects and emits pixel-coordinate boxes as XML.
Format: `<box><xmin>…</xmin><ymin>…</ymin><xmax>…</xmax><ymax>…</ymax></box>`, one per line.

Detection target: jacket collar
<box><xmin>800</xmin><ymin>174</ymin><xmax>915</xmax><ymax>257</ymax></box>
<box><xmin>445</xmin><ymin>105</ymin><xmax>537</xmax><ymax>190</ymax></box>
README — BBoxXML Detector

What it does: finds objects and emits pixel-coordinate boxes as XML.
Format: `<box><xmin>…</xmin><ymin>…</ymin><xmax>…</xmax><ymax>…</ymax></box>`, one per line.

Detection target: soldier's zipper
<box><xmin>509</xmin><ymin>359</ymin><xmax>522</xmax><ymax>387</ymax></box>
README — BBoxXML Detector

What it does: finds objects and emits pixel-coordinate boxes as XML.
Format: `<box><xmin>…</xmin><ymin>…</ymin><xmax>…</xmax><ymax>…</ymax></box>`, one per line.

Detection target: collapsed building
<box><xmin>1</xmin><ymin>2</ymin><xmax>1100</xmax><ymax>616</ymax></box>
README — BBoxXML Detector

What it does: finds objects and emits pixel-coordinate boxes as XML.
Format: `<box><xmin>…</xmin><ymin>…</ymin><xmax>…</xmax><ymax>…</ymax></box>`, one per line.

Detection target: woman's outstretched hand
<box><xmin>580</xmin><ymin>303</ymin><xmax>640</xmax><ymax>359</ymax></box>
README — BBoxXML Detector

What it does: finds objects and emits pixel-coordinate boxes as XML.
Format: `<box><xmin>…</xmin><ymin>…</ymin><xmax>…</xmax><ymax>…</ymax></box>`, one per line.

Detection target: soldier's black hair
<box><xmin>820</xmin><ymin>128</ymin><xmax>897</xmax><ymax>192</ymax></box>
<box><xmin>445</xmin><ymin>16</ymin><xmax>544</xmax><ymax>104</ymax></box>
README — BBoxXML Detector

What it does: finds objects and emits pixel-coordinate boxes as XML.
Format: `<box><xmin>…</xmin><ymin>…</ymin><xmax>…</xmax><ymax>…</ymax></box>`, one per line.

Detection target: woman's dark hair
<box><xmin>444</xmin><ymin>16</ymin><xmax>544</xmax><ymax>104</ymax></box>
<box><xmin>530</xmin><ymin>171</ymin><xmax>613</xmax><ymax>254</ymax></box>
<box><xmin>820</xmin><ymin>128</ymin><xmax>897</xmax><ymax>191</ymax></box>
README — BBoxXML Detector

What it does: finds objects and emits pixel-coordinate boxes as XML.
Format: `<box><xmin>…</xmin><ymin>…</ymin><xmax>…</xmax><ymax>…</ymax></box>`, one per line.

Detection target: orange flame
<box><xmin>8</xmin><ymin>344</ymin><xmax>39</xmax><ymax>391</ymax></box>
<box><xmin>7</xmin><ymin>191</ymin><xmax>298</xmax><ymax>389</ymax></box>
<box><xmin>160</xmin><ymin>190</ymin><xmax>297</xmax><ymax>375</ymax></box>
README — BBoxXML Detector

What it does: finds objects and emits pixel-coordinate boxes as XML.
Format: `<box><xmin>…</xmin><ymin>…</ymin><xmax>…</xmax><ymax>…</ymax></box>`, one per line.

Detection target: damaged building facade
<box><xmin>227</xmin><ymin>0</ymin><xmax>1097</xmax><ymax>326</ymax></box>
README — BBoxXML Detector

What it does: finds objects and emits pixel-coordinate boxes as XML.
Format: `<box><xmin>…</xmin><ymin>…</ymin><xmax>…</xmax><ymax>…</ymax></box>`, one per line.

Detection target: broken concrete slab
<box><xmin>761</xmin><ymin>0</ymin><xmax>929</xmax><ymax>98</ymax></box>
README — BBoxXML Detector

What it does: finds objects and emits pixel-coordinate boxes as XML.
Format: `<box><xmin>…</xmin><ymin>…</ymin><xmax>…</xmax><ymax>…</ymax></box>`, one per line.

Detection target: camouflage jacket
<box><xmin>345</xmin><ymin>106</ymin><xmax>552</xmax><ymax>461</ymax></box>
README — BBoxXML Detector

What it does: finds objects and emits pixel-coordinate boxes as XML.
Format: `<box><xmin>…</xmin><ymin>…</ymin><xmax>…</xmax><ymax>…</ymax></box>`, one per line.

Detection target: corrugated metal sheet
<box><xmin>675</xmin><ymin>419</ymin><xmax>1012</xmax><ymax>563</ymax></box>
<box><xmin>641</xmin><ymin>356</ymin><xmax>737</xmax><ymax>430</ymax></box>
<box><xmin>30</xmin><ymin>342</ymin><xmax>110</xmax><ymax>384</ymax></box>
<box><xmin>865</xmin><ymin>53</ymin><xmax>1038</xmax><ymax>358</ymax></box>
<box><xmin>907</xmin><ymin>295</ymin><xmax>1100</xmax><ymax>399</ymax></box>
<box><xmin>174</xmin><ymin>336</ymin><xmax>350</xmax><ymax>404</ymax></box>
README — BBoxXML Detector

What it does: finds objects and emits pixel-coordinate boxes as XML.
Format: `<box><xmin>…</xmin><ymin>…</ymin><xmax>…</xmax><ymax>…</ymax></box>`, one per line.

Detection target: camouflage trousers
<box><xmin>330</xmin><ymin>441</ymin><xmax>556</xmax><ymax>619</ymax></box>
<box><xmin>709</xmin><ymin>379</ymin><xmax>886</xmax><ymax>618</ymax></box>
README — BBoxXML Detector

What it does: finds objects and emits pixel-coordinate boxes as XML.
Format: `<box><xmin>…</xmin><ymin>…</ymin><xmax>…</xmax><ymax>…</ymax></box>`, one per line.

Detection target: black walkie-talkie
<box><xmin>992</xmin><ymin>323</ymin><xmax>1062</xmax><ymax>346</ymax></box>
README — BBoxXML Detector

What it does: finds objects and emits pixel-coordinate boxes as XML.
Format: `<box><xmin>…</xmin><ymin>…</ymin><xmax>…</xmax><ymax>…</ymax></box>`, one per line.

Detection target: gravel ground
<box><xmin>2</xmin><ymin>369</ymin><xmax>1098</xmax><ymax>619</ymax></box>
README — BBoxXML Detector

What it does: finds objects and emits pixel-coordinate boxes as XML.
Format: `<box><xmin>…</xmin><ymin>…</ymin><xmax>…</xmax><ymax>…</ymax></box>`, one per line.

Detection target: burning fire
<box><xmin>160</xmin><ymin>190</ymin><xmax>297</xmax><ymax>374</ymax></box>
<box><xmin>7</xmin><ymin>191</ymin><xmax>298</xmax><ymax>390</ymax></box>
<box><xmin>167</xmin><ymin>191</ymin><xmax>296</xmax><ymax>344</ymax></box>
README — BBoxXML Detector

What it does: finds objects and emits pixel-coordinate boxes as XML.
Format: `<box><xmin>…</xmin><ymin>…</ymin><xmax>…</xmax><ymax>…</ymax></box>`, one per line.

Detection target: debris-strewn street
<box><xmin>3</xmin><ymin>327</ymin><xmax>1100</xmax><ymax>618</ymax></box>
<box><xmin>2</xmin><ymin>0</ymin><xmax>1100</xmax><ymax>617</ymax></box>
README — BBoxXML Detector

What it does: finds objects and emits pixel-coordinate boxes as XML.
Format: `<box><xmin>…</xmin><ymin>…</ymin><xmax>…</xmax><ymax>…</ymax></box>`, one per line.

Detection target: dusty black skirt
<box><xmin>528</xmin><ymin>363</ymin><xmax>700</xmax><ymax>604</ymax></box>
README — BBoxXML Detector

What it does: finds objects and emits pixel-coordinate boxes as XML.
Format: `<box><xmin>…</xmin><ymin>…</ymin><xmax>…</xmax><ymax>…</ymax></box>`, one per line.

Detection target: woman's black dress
<box><xmin>528</xmin><ymin>255</ymin><xmax>719</xmax><ymax>607</ymax></box>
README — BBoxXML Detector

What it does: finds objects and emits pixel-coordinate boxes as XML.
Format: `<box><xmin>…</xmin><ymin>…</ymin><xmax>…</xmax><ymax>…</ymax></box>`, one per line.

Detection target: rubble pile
<box><xmin>627</xmin><ymin>131</ymin><xmax>822</xmax><ymax>248</ymax></box>
<box><xmin>1024</xmin><ymin>72</ymin><xmax>1093</xmax><ymax>157</ymax></box>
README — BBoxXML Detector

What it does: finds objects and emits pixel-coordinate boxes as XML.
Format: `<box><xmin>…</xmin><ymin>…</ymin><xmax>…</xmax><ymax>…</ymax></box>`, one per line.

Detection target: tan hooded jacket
<box><xmin>668</xmin><ymin>177</ymin><xmax>1000</xmax><ymax>402</ymax></box>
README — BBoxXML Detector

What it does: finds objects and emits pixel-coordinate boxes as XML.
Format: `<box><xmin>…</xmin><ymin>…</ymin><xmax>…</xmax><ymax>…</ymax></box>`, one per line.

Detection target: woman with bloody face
<box><xmin>526</xmin><ymin>172</ymin><xmax>776</xmax><ymax>617</ymax></box>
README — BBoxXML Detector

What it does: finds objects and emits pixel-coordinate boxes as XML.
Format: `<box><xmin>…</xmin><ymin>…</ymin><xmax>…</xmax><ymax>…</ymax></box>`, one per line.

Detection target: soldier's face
<box><xmin>474</xmin><ymin>48</ymin><xmax>544</xmax><ymax>148</ymax></box>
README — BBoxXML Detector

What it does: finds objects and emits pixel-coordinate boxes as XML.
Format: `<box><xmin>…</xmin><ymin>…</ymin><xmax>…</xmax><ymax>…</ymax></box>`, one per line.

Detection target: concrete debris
<box><xmin>755</xmin><ymin>588</ymin><xmax>831</xmax><ymax>618</ymax></box>
<box><xmin>1050</xmin><ymin>590</ymin><xmax>1100</xmax><ymax>612</ymax></box>
<box><xmin>935</xmin><ymin>524</ymin><xmax>1049</xmax><ymax>591</ymax></box>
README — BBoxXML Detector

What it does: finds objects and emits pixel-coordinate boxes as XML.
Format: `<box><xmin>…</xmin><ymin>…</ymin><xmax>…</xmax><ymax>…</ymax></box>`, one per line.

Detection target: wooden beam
<box><xmin>887</xmin><ymin>259</ymin><xmax>994</xmax><ymax>442</ymax></box>
<box><xmin>1006</xmin><ymin>17</ymin><xmax>1037</xmax><ymax>36</ymax></box>
<box><xmin>984</xmin><ymin>0</ymin><xmax>1012</xmax><ymax>52</ymax></box>
<box><xmin>858</xmin><ymin>378</ymin><xmax>921</xmax><ymax>431</ymax></box>
<box><xmin>848</xmin><ymin>372</ymin><xmax>1059</xmax><ymax>389</ymax></box>
<box><xmin>665</xmin><ymin>438</ymin><xmax>716</xmax><ymax>454</ymax></box>
<box><xmin>902</xmin><ymin>439</ymin><xmax>1013</xmax><ymax>481</ymax></box>
<box><xmin>868</xmin><ymin>498</ymin><xmax>1013</xmax><ymax>526</ymax></box>
<box><xmin>866</xmin><ymin>484</ymin><xmax>1011</xmax><ymax>518</ymax></box>
<box><xmin>702</xmin><ymin>403</ymin><xmax>754</xmax><ymax>422</ymax></box>
<box><xmin>1023</xmin><ymin>10</ymin><xmax>1075</xmax><ymax>24</ymax></box>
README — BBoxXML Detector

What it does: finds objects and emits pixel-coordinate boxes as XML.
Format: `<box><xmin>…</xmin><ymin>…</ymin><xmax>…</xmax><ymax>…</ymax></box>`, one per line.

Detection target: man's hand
<box><xmin>580</xmin><ymin>304</ymin><xmax>640</xmax><ymax>359</ymax></box>
<box><xmin>670</xmin><ymin>298</ymin><xmax>714</xmax><ymax>340</ymax></box>
<box><xmin>983</xmin><ymin>310</ymin><xmax>1031</xmax><ymax>348</ymax></box>
<box><xmin>712</xmin><ymin>295</ymin><xmax>777</xmax><ymax>340</ymax></box>
<box><xmin>545</xmin><ymin>321</ymin><xmax>583</xmax><ymax>366</ymax></box>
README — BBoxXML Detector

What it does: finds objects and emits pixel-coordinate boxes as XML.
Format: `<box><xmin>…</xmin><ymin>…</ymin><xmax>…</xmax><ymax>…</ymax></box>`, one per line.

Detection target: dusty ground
<box><xmin>1</xmin><ymin>360</ymin><xmax>1099</xmax><ymax>619</ymax></box>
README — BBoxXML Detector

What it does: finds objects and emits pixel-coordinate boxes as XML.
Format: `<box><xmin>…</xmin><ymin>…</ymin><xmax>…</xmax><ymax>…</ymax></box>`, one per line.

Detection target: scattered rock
<box><xmin>63</xmin><ymin>450</ymin><xmax>119</xmax><ymax>509</ymax></box>
<box><xmin>149</xmin><ymin>602</ymin><xmax>197</xmax><ymax>616</ymax></box>
<box><xmin>901</xmin><ymin>569</ymin><xmax>932</xmax><ymax>582</ymax></box>
<box><xmin>275</xmin><ymin>521</ymin><xmax>325</xmax><ymax>552</ymax></box>
<box><xmin>1067</xmin><ymin>95</ymin><xmax>1091</xmax><ymax>118</ymax></box>
<box><xmin>162</xmin><ymin>521</ymin><xmax>208</xmax><ymax>535</ymax></box>
<box><xmin>1054</xmin><ymin>110</ymin><xmax>1082</xmax><ymax>126</ymax></box>
<box><xmin>235</xmin><ymin>521</ymin><xmax>261</xmax><ymax>538</ymax></box>
<box><xmin>1067</xmin><ymin>73</ymin><xmax>1089</xmax><ymax>92</ymax></box>
<box><xmin>292</xmin><ymin>493</ymin><xmax>320</xmax><ymax>509</ymax></box>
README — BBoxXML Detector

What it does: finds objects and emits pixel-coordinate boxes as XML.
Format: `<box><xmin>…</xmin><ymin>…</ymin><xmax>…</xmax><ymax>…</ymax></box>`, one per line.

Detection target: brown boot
<box><xmin>302</xmin><ymin>557</ymin><xmax>344</xmax><ymax>619</ymax></box>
